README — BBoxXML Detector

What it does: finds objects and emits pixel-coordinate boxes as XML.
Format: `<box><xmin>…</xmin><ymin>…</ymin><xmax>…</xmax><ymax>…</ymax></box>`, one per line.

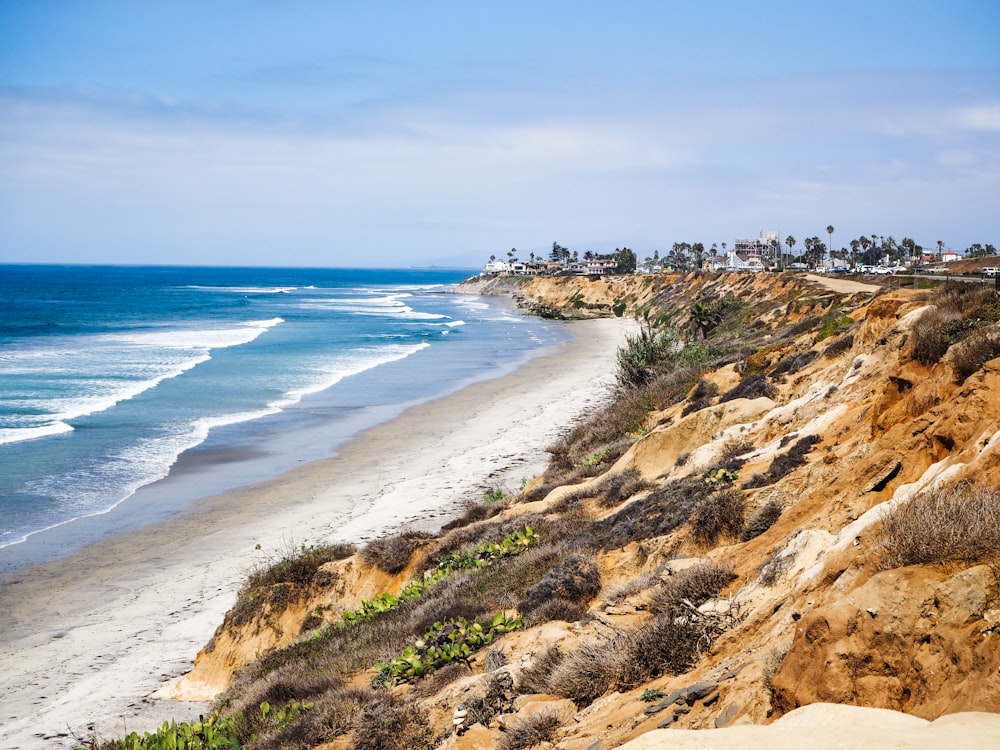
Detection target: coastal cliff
<box><xmin>171</xmin><ymin>271</ymin><xmax>1000</xmax><ymax>749</ymax></box>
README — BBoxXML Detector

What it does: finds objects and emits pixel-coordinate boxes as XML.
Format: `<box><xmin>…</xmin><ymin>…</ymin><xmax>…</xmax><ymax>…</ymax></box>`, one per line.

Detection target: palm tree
<box><xmin>936</xmin><ymin>240</ymin><xmax>945</xmax><ymax>262</ymax></box>
<box><xmin>826</xmin><ymin>225</ymin><xmax>835</xmax><ymax>258</ymax></box>
<box><xmin>785</xmin><ymin>235</ymin><xmax>795</xmax><ymax>263</ymax></box>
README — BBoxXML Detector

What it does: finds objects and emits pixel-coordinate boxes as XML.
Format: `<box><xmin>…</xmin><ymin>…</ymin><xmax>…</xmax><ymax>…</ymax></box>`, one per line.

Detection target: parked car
<box><xmin>982</xmin><ymin>267</ymin><xmax>1000</xmax><ymax>278</ymax></box>
<box><xmin>870</xmin><ymin>266</ymin><xmax>894</xmax><ymax>275</ymax></box>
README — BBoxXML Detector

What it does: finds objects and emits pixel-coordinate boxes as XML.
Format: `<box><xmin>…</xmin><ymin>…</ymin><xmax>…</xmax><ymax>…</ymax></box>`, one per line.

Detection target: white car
<box><xmin>870</xmin><ymin>266</ymin><xmax>894</xmax><ymax>275</ymax></box>
<box><xmin>982</xmin><ymin>267</ymin><xmax>1000</xmax><ymax>278</ymax></box>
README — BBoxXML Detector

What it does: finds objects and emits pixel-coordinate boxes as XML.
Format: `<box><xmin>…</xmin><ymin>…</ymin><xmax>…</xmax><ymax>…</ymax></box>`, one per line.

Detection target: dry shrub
<box><xmin>361</xmin><ymin>530</ymin><xmax>434</xmax><ymax>574</ymax></box>
<box><xmin>546</xmin><ymin>605</ymin><xmax>729</xmax><ymax>707</ymax></box>
<box><xmin>936</xmin><ymin>284</ymin><xmax>997</xmax><ymax>317</ymax></box>
<box><xmin>910</xmin><ymin>308</ymin><xmax>958</xmax><ymax>367</ymax></box>
<box><xmin>719</xmin><ymin>373</ymin><xmax>777</xmax><ymax>403</ymax></box>
<box><xmin>525</xmin><ymin>597</ymin><xmax>591</xmax><ymax>626</ymax></box>
<box><xmin>243</xmin><ymin>542</ymin><xmax>356</xmax><ymax>592</ymax></box>
<box><xmin>762</xmin><ymin>643</ymin><xmax>791</xmax><ymax>697</ymax></box>
<box><xmin>519</xmin><ymin>553</ymin><xmax>602</xmax><ymax>614</ymax></box>
<box><xmin>874</xmin><ymin>482</ymin><xmax>1000</xmax><ymax>571</ymax></box>
<box><xmin>231</xmin><ymin>672</ymin><xmax>344</xmax><ymax>744</ymax></box>
<box><xmin>690</xmin><ymin>489</ymin><xmax>746</xmax><ymax>547</ymax></box>
<box><xmin>950</xmin><ymin>328</ymin><xmax>1000</xmax><ymax>383</ymax></box>
<box><xmin>595</xmin><ymin>468</ymin><xmax>655</xmax><ymax>508</ymax></box>
<box><xmin>741</xmin><ymin>498</ymin><xmax>784</xmax><ymax>541</ymax></box>
<box><xmin>616</xmin><ymin>612</ymin><xmax>707</xmax><ymax>691</ymax></box>
<box><xmin>602</xmin><ymin>572</ymin><xmax>661</xmax><ymax>605</ymax></box>
<box><xmin>718</xmin><ymin>438</ymin><xmax>753</xmax><ymax>467</ymax></box>
<box><xmin>757</xmin><ymin>550</ymin><xmax>793</xmax><ymax>587</ymax></box>
<box><xmin>823</xmin><ymin>332</ymin><xmax>855</xmax><ymax>358</ymax></box>
<box><xmin>353</xmin><ymin>698</ymin><xmax>434</xmax><ymax>750</ymax></box>
<box><xmin>463</xmin><ymin>672</ymin><xmax>516</xmax><ymax>729</ymax></box>
<box><xmin>591</xmin><ymin>476</ymin><xmax>713</xmax><ymax>550</ymax></box>
<box><xmin>410</xmin><ymin>662</ymin><xmax>471</xmax><ymax>699</ymax></box>
<box><xmin>497</xmin><ymin>709</ymin><xmax>563</xmax><ymax>750</ymax></box>
<box><xmin>517</xmin><ymin>645</ymin><xmax>565</xmax><ymax>695</ymax></box>
<box><xmin>483</xmin><ymin>648</ymin><xmax>507</xmax><ymax>672</ymax></box>
<box><xmin>649</xmin><ymin>561</ymin><xmax>735</xmax><ymax>614</ymax></box>
<box><xmin>261</xmin><ymin>686</ymin><xmax>378</xmax><ymax>748</ymax></box>
<box><xmin>440</xmin><ymin>498</ymin><xmax>508</xmax><ymax>532</ymax></box>
<box><xmin>770</xmin><ymin>348</ymin><xmax>819</xmax><ymax>378</ymax></box>
<box><xmin>743</xmin><ymin>434</ymin><xmax>821</xmax><ymax>489</ymax></box>
<box><xmin>545</xmin><ymin>638</ymin><xmax>620</xmax><ymax>706</ymax></box>
<box><xmin>682</xmin><ymin>378</ymin><xmax>719</xmax><ymax>416</ymax></box>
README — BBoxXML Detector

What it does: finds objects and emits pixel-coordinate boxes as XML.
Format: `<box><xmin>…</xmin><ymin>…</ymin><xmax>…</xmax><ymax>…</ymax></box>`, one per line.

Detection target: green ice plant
<box><xmin>340</xmin><ymin>525</ymin><xmax>537</xmax><ymax>626</ymax></box>
<box><xmin>81</xmin><ymin>711</ymin><xmax>241</xmax><ymax>750</ymax></box>
<box><xmin>373</xmin><ymin>612</ymin><xmax>523</xmax><ymax>686</ymax></box>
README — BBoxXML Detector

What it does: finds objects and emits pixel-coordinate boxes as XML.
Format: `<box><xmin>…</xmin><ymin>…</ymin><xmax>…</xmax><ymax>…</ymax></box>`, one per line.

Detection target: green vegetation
<box><xmin>342</xmin><ymin>525</ymin><xmax>537</xmax><ymax>625</ymax></box>
<box><xmin>82</xmin><ymin>713</ymin><xmax>241</xmax><ymax>750</ymax></box>
<box><xmin>373</xmin><ymin>612</ymin><xmax>523</xmax><ymax>686</ymax></box>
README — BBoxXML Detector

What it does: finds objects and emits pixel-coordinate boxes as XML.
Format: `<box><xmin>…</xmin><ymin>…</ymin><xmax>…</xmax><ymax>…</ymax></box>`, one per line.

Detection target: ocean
<box><xmin>0</xmin><ymin>265</ymin><xmax>569</xmax><ymax>568</ymax></box>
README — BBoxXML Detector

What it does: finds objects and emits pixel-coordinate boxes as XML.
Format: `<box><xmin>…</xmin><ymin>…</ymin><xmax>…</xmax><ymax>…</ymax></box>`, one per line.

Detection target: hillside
<box><xmin>166</xmin><ymin>271</ymin><xmax>1000</xmax><ymax>749</ymax></box>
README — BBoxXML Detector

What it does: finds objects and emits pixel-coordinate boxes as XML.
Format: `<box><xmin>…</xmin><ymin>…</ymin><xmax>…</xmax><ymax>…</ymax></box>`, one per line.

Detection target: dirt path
<box><xmin>804</xmin><ymin>273</ymin><xmax>880</xmax><ymax>294</ymax></box>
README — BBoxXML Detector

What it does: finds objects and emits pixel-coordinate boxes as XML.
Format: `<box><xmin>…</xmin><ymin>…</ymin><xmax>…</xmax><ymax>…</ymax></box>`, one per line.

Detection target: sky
<box><xmin>1</xmin><ymin>1</ymin><xmax>998</xmax><ymax>268</ymax></box>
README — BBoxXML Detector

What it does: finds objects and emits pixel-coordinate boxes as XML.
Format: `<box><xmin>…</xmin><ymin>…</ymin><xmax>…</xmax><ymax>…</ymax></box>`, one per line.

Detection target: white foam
<box><xmin>0</xmin><ymin>421</ymin><xmax>74</xmax><ymax>445</ymax></box>
<box><xmin>185</xmin><ymin>286</ymin><xmax>296</xmax><ymax>294</ymax></box>
<box><xmin>0</xmin><ymin>319</ymin><xmax>284</xmax><ymax>445</ymax></box>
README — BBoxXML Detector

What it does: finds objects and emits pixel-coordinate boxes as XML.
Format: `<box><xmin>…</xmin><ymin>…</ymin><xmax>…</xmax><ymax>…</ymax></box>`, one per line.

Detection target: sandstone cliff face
<box><xmin>177</xmin><ymin>272</ymin><xmax>1000</xmax><ymax>749</ymax></box>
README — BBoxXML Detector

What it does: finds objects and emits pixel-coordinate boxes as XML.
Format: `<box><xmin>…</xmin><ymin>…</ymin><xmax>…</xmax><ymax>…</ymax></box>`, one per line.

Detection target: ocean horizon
<box><xmin>0</xmin><ymin>264</ymin><xmax>570</xmax><ymax>570</ymax></box>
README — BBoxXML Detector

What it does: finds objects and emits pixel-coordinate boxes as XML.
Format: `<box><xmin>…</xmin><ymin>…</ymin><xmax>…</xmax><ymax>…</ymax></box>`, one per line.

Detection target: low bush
<box><xmin>690</xmin><ymin>489</ymin><xmax>746</xmax><ymax>547</ymax></box>
<box><xmin>615</xmin><ymin>611</ymin><xmax>708</xmax><ymax>691</ymax></box>
<box><xmin>822</xmin><ymin>332</ymin><xmax>855</xmax><ymax>359</ymax></box>
<box><xmin>461</xmin><ymin>672</ymin><xmax>516</xmax><ymax>729</ymax></box>
<box><xmin>497</xmin><ymin>709</ymin><xmax>563</xmax><ymax>750</ymax></box>
<box><xmin>244</xmin><ymin>542</ymin><xmax>356</xmax><ymax>592</ymax></box>
<box><xmin>719</xmin><ymin>373</ymin><xmax>777</xmax><ymax>403</ymax></box>
<box><xmin>516</xmin><ymin>645</ymin><xmax>565</xmax><ymax>695</ymax></box>
<box><xmin>524</xmin><ymin>597</ymin><xmax>591</xmax><ymax>626</ymax></box>
<box><xmin>594</xmin><ymin>468</ymin><xmax>655</xmax><ymax>508</ymax></box>
<box><xmin>910</xmin><ymin>308</ymin><xmax>963</xmax><ymax>366</ymax></box>
<box><xmin>649</xmin><ymin>561</ymin><xmax>735</xmax><ymax>614</ymax></box>
<box><xmin>873</xmin><ymin>482</ymin><xmax>1000</xmax><ymax>571</ymax></box>
<box><xmin>352</xmin><ymin>698</ymin><xmax>434</xmax><ymax>750</ymax></box>
<box><xmin>545</xmin><ymin>637</ymin><xmax>622</xmax><ymax>706</ymax></box>
<box><xmin>950</xmin><ymin>328</ymin><xmax>1000</xmax><ymax>383</ymax></box>
<box><xmin>440</xmin><ymin>498</ymin><xmax>508</xmax><ymax>532</ymax></box>
<box><xmin>741</xmin><ymin>499</ymin><xmax>784</xmax><ymax>541</ymax></box>
<box><xmin>267</xmin><ymin>687</ymin><xmax>377</xmax><ymax>747</ymax></box>
<box><xmin>591</xmin><ymin>476</ymin><xmax>714</xmax><ymax>550</ymax></box>
<box><xmin>616</xmin><ymin>324</ymin><xmax>682</xmax><ymax>389</ymax></box>
<box><xmin>769</xmin><ymin>349</ymin><xmax>819</xmax><ymax>378</ymax></box>
<box><xmin>519</xmin><ymin>553</ymin><xmax>602</xmax><ymax>614</ymax></box>
<box><xmin>361</xmin><ymin>530</ymin><xmax>434</xmax><ymax>575</ymax></box>
<box><xmin>757</xmin><ymin>550</ymin><xmax>793</xmax><ymax>587</ymax></box>
<box><xmin>682</xmin><ymin>378</ymin><xmax>719</xmax><ymax>416</ymax></box>
<box><xmin>742</xmin><ymin>435</ymin><xmax>820</xmax><ymax>489</ymax></box>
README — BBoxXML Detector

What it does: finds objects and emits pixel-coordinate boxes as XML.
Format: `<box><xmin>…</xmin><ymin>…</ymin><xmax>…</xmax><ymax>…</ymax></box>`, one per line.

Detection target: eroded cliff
<box><xmin>173</xmin><ymin>271</ymin><xmax>1000</xmax><ymax>749</ymax></box>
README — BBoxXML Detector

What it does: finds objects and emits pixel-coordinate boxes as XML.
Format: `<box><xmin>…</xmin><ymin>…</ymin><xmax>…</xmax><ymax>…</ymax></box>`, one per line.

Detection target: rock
<box><xmin>714</xmin><ymin>703</ymin><xmax>741</xmax><ymax>728</ymax></box>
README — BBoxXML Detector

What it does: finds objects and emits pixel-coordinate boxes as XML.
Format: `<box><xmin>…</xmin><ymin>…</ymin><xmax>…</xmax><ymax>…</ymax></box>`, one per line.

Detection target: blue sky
<box><xmin>1</xmin><ymin>1</ymin><xmax>998</xmax><ymax>268</ymax></box>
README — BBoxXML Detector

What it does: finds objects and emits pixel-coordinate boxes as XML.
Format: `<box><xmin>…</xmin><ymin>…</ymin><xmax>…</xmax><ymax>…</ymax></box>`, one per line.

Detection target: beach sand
<box><xmin>0</xmin><ymin>316</ymin><xmax>631</xmax><ymax>749</ymax></box>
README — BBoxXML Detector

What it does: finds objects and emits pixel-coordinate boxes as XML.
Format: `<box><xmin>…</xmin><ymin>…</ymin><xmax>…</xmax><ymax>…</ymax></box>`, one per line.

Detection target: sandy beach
<box><xmin>0</xmin><ymin>315</ymin><xmax>631</xmax><ymax>749</ymax></box>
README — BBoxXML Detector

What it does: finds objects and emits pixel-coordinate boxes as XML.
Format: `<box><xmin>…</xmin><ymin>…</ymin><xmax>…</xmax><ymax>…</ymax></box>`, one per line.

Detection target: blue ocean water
<box><xmin>0</xmin><ymin>265</ymin><xmax>567</xmax><ymax>560</ymax></box>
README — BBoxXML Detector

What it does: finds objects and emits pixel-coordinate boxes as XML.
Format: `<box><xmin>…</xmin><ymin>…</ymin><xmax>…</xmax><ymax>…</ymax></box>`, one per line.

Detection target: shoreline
<box><xmin>0</xmin><ymin>315</ymin><xmax>631</xmax><ymax>749</ymax></box>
